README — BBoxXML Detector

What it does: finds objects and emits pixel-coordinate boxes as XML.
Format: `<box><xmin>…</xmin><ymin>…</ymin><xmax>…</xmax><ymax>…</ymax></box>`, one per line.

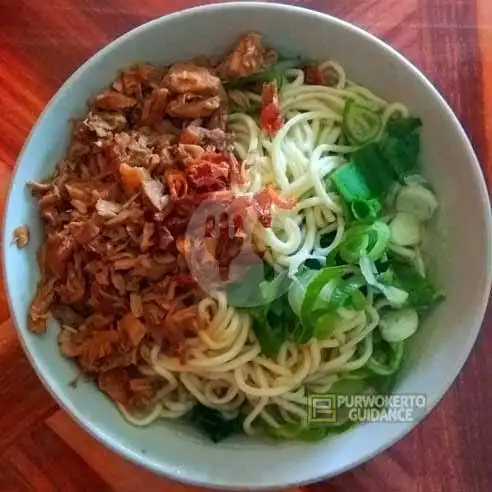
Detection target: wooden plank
<box><xmin>0</xmin><ymin>160</ymin><xmax>14</xmax><ymax>325</ymax></box>
<box><xmin>0</xmin><ymin>48</ymin><xmax>47</xmax><ymax>167</ymax></box>
<box><xmin>47</xmin><ymin>410</ymin><xmax>302</xmax><ymax>492</ymax></box>
<box><xmin>477</xmin><ymin>0</ymin><xmax>492</xmax><ymax>181</ymax></box>
<box><xmin>416</xmin><ymin>0</ymin><xmax>489</xmax><ymax>169</ymax></box>
<box><xmin>2</xmin><ymin>423</ymin><xmax>112</xmax><ymax>491</ymax></box>
<box><xmin>47</xmin><ymin>411</ymin><xmax>194</xmax><ymax>492</ymax></box>
<box><xmin>0</xmin><ymin>456</ymin><xmax>31</xmax><ymax>492</ymax></box>
<box><xmin>0</xmin><ymin>320</ymin><xmax>57</xmax><ymax>451</ymax></box>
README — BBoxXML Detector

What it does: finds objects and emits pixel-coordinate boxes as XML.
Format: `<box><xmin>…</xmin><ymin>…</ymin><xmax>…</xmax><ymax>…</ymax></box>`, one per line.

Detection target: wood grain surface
<box><xmin>0</xmin><ymin>1</ymin><xmax>491</xmax><ymax>491</ymax></box>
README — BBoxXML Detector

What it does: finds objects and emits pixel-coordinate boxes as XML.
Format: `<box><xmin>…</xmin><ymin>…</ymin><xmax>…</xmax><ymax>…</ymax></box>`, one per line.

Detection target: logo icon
<box><xmin>184</xmin><ymin>197</ymin><xmax>289</xmax><ymax>307</ymax></box>
<box><xmin>308</xmin><ymin>394</ymin><xmax>338</xmax><ymax>423</ymax></box>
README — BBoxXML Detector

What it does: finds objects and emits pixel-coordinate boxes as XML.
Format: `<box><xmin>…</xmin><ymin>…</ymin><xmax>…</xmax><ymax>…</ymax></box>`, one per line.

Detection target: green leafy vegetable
<box><xmin>328</xmin><ymin>377</ymin><xmax>369</xmax><ymax>395</ymax></box>
<box><xmin>228</xmin><ymin>264</ymin><xmax>304</xmax><ymax>357</ymax></box>
<box><xmin>342</xmin><ymin>100</ymin><xmax>383</xmax><ymax>145</ymax></box>
<box><xmin>367</xmin><ymin>332</ymin><xmax>405</xmax><ymax>376</ymax></box>
<box><xmin>379</xmin><ymin>116</ymin><xmax>422</xmax><ymax>181</ymax></box>
<box><xmin>386</xmin><ymin>116</ymin><xmax>422</xmax><ymax>138</ymax></box>
<box><xmin>252</xmin><ymin>312</ymin><xmax>286</xmax><ymax>354</ymax></box>
<box><xmin>245</xmin><ymin>272</ymin><xmax>308</xmax><ymax>356</ymax></box>
<box><xmin>351</xmin><ymin>143</ymin><xmax>396</xmax><ymax>198</ymax></box>
<box><xmin>359</xmin><ymin>256</ymin><xmax>409</xmax><ymax>307</ymax></box>
<box><xmin>334</xmin><ymin>116</ymin><xmax>423</xmax><ymax>206</ymax></box>
<box><xmin>392</xmin><ymin>261</ymin><xmax>445</xmax><ymax>314</ymax></box>
<box><xmin>226</xmin><ymin>263</ymin><xmax>275</xmax><ymax>307</ymax></box>
<box><xmin>259</xmin><ymin>270</ymin><xmax>290</xmax><ymax>303</ymax></box>
<box><xmin>189</xmin><ymin>404</ymin><xmax>242</xmax><ymax>442</ymax></box>
<box><xmin>248</xmin><ymin>305</ymin><xmax>289</xmax><ymax>357</ymax></box>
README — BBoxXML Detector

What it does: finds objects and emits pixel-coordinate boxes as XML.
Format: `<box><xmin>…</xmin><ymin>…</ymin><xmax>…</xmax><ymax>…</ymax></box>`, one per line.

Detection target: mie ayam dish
<box><xmin>23</xmin><ymin>33</ymin><xmax>443</xmax><ymax>442</ymax></box>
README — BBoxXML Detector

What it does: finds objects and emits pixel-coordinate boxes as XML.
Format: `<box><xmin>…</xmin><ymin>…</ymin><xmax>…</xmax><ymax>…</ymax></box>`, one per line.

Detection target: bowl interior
<box><xmin>3</xmin><ymin>3</ymin><xmax>491</xmax><ymax>489</ymax></box>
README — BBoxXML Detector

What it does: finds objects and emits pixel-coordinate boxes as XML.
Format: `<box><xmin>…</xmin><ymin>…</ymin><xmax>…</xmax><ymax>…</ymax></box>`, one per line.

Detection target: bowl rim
<box><xmin>2</xmin><ymin>2</ymin><xmax>492</xmax><ymax>489</ymax></box>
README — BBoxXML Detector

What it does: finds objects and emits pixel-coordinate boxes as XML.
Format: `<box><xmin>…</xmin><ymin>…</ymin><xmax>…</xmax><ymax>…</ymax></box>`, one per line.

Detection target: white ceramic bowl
<box><xmin>3</xmin><ymin>3</ymin><xmax>491</xmax><ymax>489</ymax></box>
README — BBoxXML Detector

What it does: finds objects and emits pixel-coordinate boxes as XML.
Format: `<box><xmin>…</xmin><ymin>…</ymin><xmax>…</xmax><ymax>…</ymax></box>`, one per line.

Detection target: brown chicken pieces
<box><xmin>217</xmin><ymin>32</ymin><xmax>270</xmax><ymax>79</ymax></box>
<box><xmin>26</xmin><ymin>33</ymin><xmax>277</xmax><ymax>412</ymax></box>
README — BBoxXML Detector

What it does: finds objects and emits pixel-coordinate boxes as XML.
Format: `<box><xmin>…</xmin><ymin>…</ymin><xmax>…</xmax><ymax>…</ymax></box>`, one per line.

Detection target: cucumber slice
<box><xmin>396</xmin><ymin>184</ymin><xmax>438</xmax><ymax>221</ymax></box>
<box><xmin>389</xmin><ymin>212</ymin><xmax>421</xmax><ymax>246</ymax></box>
<box><xmin>379</xmin><ymin>307</ymin><xmax>419</xmax><ymax>342</ymax></box>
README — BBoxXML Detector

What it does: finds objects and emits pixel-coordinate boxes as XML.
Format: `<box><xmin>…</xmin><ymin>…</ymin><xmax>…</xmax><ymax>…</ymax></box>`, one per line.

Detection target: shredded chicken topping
<box><xmin>26</xmin><ymin>33</ymin><xmax>288</xmax><ymax>411</ymax></box>
<box><xmin>13</xmin><ymin>225</ymin><xmax>29</xmax><ymax>248</ymax></box>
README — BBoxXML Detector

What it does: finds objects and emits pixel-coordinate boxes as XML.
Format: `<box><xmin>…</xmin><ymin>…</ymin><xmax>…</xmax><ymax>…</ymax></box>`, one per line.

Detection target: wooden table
<box><xmin>0</xmin><ymin>1</ymin><xmax>491</xmax><ymax>491</ymax></box>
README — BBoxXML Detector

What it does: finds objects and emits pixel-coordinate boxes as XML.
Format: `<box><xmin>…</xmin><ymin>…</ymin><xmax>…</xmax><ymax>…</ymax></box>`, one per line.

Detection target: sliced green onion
<box><xmin>350</xmin><ymin>290</ymin><xmax>367</xmax><ymax>310</ymax></box>
<box><xmin>343</xmin><ymin>100</ymin><xmax>383</xmax><ymax>145</ymax></box>
<box><xmin>351</xmin><ymin>198</ymin><xmax>382</xmax><ymax>223</ymax></box>
<box><xmin>314</xmin><ymin>312</ymin><xmax>339</xmax><ymax>339</ymax></box>
<box><xmin>312</xmin><ymin>277</ymin><xmax>367</xmax><ymax>339</ymax></box>
<box><xmin>288</xmin><ymin>269</ymin><xmax>319</xmax><ymax>317</ymax></box>
<box><xmin>327</xmin><ymin>275</ymin><xmax>365</xmax><ymax>311</ymax></box>
<box><xmin>298</xmin><ymin>266</ymin><xmax>348</xmax><ymax>338</ymax></box>
<box><xmin>340</xmin><ymin>221</ymin><xmax>390</xmax><ymax>263</ymax></box>
<box><xmin>288</xmin><ymin>266</ymin><xmax>363</xmax><ymax>340</ymax></box>
<box><xmin>330</xmin><ymin>162</ymin><xmax>372</xmax><ymax>203</ymax></box>
<box><xmin>288</xmin><ymin>266</ymin><xmax>370</xmax><ymax>343</ymax></box>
